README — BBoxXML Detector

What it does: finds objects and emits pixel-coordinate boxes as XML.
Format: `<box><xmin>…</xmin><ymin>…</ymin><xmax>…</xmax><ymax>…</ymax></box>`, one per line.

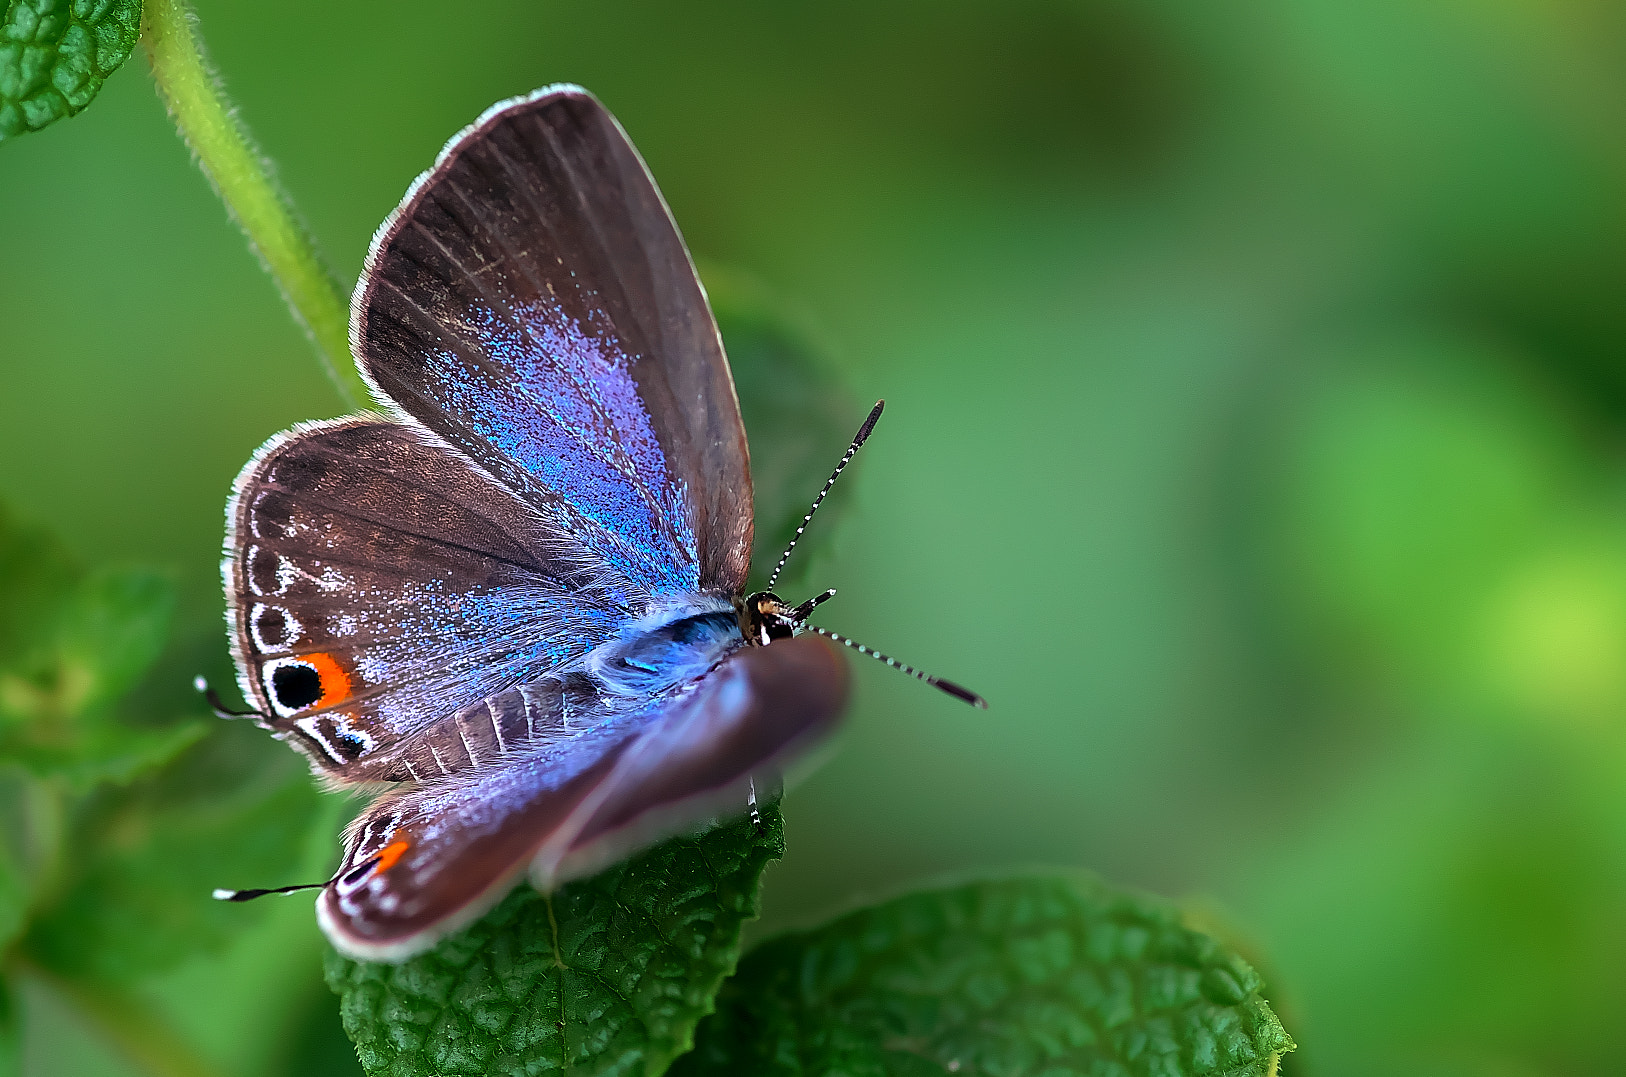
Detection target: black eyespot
<box><xmin>271</xmin><ymin>662</ymin><xmax>322</xmax><ymax>710</ymax></box>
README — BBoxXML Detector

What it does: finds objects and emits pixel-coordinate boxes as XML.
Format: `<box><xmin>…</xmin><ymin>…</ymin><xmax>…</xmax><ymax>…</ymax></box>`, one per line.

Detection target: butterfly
<box><xmin>206</xmin><ymin>85</ymin><xmax>983</xmax><ymax>962</ymax></box>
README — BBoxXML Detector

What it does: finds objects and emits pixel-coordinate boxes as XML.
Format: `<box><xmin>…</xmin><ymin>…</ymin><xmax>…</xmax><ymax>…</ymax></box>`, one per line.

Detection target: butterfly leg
<box><xmin>747</xmin><ymin>777</ymin><xmax>763</xmax><ymax>833</ymax></box>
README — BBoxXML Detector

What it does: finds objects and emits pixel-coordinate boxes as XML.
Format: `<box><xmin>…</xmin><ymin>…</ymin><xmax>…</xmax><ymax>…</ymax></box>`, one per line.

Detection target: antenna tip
<box><xmin>855</xmin><ymin>400</ymin><xmax>885</xmax><ymax>445</ymax></box>
<box><xmin>934</xmin><ymin>678</ymin><xmax>988</xmax><ymax>709</ymax></box>
<box><xmin>193</xmin><ymin>675</ymin><xmax>208</xmax><ymax>693</ymax></box>
<box><xmin>211</xmin><ymin>888</ymin><xmax>238</xmax><ymax>901</ymax></box>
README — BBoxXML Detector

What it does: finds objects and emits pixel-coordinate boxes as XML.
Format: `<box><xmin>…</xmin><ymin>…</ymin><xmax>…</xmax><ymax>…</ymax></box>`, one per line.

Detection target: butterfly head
<box><xmin>742</xmin><ymin>591</ymin><xmax>797</xmax><ymax>645</ymax></box>
<box><xmin>741</xmin><ymin>588</ymin><xmax>837</xmax><ymax>646</ymax></box>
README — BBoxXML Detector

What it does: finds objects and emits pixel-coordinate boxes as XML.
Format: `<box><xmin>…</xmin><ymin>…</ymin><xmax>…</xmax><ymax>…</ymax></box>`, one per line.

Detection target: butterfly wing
<box><xmin>228</xmin><ymin>87</ymin><xmax>757</xmax><ymax>781</ymax></box>
<box><xmin>225</xmin><ymin>417</ymin><xmax>628</xmax><ymax>783</ymax></box>
<box><xmin>318</xmin><ymin>634</ymin><xmax>847</xmax><ymax>960</ymax></box>
<box><xmin>226</xmin><ymin>87</ymin><xmax>851</xmax><ymax>955</ymax></box>
<box><xmin>354</xmin><ymin>84</ymin><xmax>752</xmax><ymax>601</ymax></box>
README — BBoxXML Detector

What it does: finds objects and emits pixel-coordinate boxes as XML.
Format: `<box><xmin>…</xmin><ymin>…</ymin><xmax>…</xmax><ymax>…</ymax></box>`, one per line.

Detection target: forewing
<box><xmin>317</xmin><ymin>635</ymin><xmax>848</xmax><ymax>961</ymax></box>
<box><xmin>354</xmin><ymin>84</ymin><xmax>752</xmax><ymax>600</ymax></box>
<box><xmin>225</xmin><ymin>417</ymin><xmax>625</xmax><ymax>782</ymax></box>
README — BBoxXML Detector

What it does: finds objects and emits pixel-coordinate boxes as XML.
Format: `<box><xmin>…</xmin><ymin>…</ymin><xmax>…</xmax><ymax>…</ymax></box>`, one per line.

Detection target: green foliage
<box><xmin>0</xmin><ymin>0</ymin><xmax>141</xmax><ymax>141</ymax></box>
<box><xmin>23</xmin><ymin>748</ymin><xmax>321</xmax><ymax>982</ymax></box>
<box><xmin>326</xmin><ymin>805</ymin><xmax>786</xmax><ymax>1077</ymax></box>
<box><xmin>0</xmin><ymin>505</ymin><xmax>204</xmax><ymax>801</ymax></box>
<box><xmin>0</xmin><ymin>784</ymin><xmax>25</xmax><ymax>955</ymax></box>
<box><xmin>673</xmin><ymin>876</ymin><xmax>1293</xmax><ymax>1077</ymax></box>
<box><xmin>0</xmin><ymin>976</ymin><xmax>17</xmax><ymax>1077</ymax></box>
<box><xmin>0</xmin><ymin>561</ymin><xmax>206</xmax><ymax>791</ymax></box>
<box><xmin>0</xmin><ymin>502</ymin><xmax>326</xmax><ymax>1072</ymax></box>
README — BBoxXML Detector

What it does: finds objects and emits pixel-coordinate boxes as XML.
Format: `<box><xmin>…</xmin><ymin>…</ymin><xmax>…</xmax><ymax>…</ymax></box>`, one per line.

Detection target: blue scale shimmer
<box><xmin>422</xmin><ymin>298</ymin><xmax>699</xmax><ymax>600</ymax></box>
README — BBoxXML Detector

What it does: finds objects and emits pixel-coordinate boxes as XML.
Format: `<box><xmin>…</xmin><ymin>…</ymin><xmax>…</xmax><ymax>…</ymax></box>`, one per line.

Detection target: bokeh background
<box><xmin>6</xmin><ymin>1</ymin><xmax>1626</xmax><ymax>1074</ymax></box>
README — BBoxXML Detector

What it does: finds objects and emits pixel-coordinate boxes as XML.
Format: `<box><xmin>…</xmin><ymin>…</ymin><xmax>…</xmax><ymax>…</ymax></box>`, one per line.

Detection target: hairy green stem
<box><xmin>17</xmin><ymin>960</ymin><xmax>225</xmax><ymax>1077</ymax></box>
<box><xmin>140</xmin><ymin>0</ymin><xmax>368</xmax><ymax>409</ymax></box>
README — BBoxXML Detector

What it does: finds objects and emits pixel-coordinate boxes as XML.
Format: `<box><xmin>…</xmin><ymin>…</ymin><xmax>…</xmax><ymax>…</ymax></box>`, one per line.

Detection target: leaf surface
<box><xmin>0</xmin><ymin>0</ymin><xmax>141</xmax><ymax>141</ymax></box>
<box><xmin>327</xmin><ymin>804</ymin><xmax>784</xmax><ymax>1077</ymax></box>
<box><xmin>672</xmin><ymin>874</ymin><xmax>1296</xmax><ymax>1077</ymax></box>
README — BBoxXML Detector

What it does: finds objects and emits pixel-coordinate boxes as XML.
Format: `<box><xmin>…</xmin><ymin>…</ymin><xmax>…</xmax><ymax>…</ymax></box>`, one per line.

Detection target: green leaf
<box><xmin>0</xmin><ymin>0</ymin><xmax>142</xmax><ymax>141</ymax></box>
<box><xmin>50</xmin><ymin>566</ymin><xmax>175</xmax><ymax>717</ymax></box>
<box><xmin>672</xmin><ymin>874</ymin><xmax>1296</xmax><ymax>1077</ymax></box>
<box><xmin>13</xmin><ymin>716</ymin><xmax>208</xmax><ymax>791</ymax></box>
<box><xmin>706</xmin><ymin>267</ymin><xmax>859</xmax><ymax>592</ymax></box>
<box><xmin>0</xmin><ymin>562</ymin><xmax>184</xmax><ymax>790</ymax></box>
<box><xmin>0</xmin><ymin>774</ymin><xmax>31</xmax><ymax>954</ymax></box>
<box><xmin>0</xmin><ymin>504</ymin><xmax>75</xmax><ymax>669</ymax></box>
<box><xmin>0</xmin><ymin>976</ymin><xmax>18</xmax><ymax>1077</ymax></box>
<box><xmin>22</xmin><ymin>730</ymin><xmax>327</xmax><ymax>982</ymax></box>
<box><xmin>326</xmin><ymin>802</ymin><xmax>785</xmax><ymax>1077</ymax></box>
<box><xmin>0</xmin><ymin>501</ymin><xmax>266</xmax><ymax>982</ymax></box>
<box><xmin>0</xmin><ymin>565</ymin><xmax>174</xmax><ymax>725</ymax></box>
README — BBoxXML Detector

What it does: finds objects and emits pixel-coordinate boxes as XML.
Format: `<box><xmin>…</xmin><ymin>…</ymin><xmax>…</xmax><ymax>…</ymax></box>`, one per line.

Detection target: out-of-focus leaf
<box><xmin>0</xmin><ymin>975</ymin><xmax>18</xmax><ymax>1077</ymax></box>
<box><xmin>705</xmin><ymin>267</ymin><xmax>858</xmax><ymax>592</ymax></box>
<box><xmin>326</xmin><ymin>803</ymin><xmax>785</xmax><ymax>1077</ymax></box>
<box><xmin>0</xmin><ymin>773</ymin><xmax>37</xmax><ymax>954</ymax></box>
<box><xmin>0</xmin><ymin>506</ymin><xmax>74</xmax><ymax>668</ymax></box>
<box><xmin>0</xmin><ymin>562</ymin><xmax>183</xmax><ymax>791</ymax></box>
<box><xmin>673</xmin><ymin>874</ymin><xmax>1295</xmax><ymax>1077</ymax></box>
<box><xmin>0</xmin><ymin>0</ymin><xmax>142</xmax><ymax>142</ymax></box>
<box><xmin>22</xmin><ymin>737</ymin><xmax>325</xmax><ymax>982</ymax></box>
<box><xmin>51</xmin><ymin>566</ymin><xmax>175</xmax><ymax>718</ymax></box>
<box><xmin>0</xmin><ymin>565</ymin><xmax>174</xmax><ymax>725</ymax></box>
<box><xmin>1276</xmin><ymin>338</ymin><xmax>1565</xmax><ymax>681</ymax></box>
<box><xmin>10</xmin><ymin>717</ymin><xmax>208</xmax><ymax>790</ymax></box>
<box><xmin>1270</xmin><ymin>333</ymin><xmax>1626</xmax><ymax>725</ymax></box>
<box><xmin>0</xmin><ymin>503</ymin><xmax>268</xmax><ymax>984</ymax></box>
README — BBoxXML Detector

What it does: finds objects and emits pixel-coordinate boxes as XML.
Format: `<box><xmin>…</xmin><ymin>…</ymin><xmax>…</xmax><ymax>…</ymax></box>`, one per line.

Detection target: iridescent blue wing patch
<box><xmin>319</xmin><ymin>635</ymin><xmax>847</xmax><ymax>960</ymax></box>
<box><xmin>353</xmin><ymin>85</ymin><xmax>752</xmax><ymax>601</ymax></box>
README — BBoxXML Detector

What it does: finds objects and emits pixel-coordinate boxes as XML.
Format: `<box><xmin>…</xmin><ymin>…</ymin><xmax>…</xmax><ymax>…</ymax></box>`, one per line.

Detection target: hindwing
<box><xmin>318</xmin><ymin>635</ymin><xmax>848</xmax><ymax>960</ymax></box>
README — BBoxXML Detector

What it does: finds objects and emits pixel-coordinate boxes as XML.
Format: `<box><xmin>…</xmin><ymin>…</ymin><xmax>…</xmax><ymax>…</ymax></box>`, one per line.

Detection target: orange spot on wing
<box><xmin>305</xmin><ymin>651</ymin><xmax>352</xmax><ymax>708</ymax></box>
<box><xmin>372</xmin><ymin>838</ymin><xmax>411</xmax><ymax>876</ymax></box>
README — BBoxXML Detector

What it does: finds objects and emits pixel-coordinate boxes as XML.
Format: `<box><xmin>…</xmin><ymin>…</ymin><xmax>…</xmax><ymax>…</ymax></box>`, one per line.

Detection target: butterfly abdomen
<box><xmin>370</xmin><ymin>674</ymin><xmax>601</xmax><ymax>782</ymax></box>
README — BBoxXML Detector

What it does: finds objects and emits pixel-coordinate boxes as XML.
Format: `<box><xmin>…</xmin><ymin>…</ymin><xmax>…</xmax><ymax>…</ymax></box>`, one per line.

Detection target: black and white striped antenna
<box><xmin>803</xmin><ymin>624</ymin><xmax>987</xmax><ymax>709</ymax></box>
<box><xmin>766</xmin><ymin>400</ymin><xmax>884</xmax><ymax>592</ymax></box>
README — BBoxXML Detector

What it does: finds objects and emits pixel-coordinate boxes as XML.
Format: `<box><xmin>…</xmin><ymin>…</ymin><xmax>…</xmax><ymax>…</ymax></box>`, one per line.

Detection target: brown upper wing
<box><xmin>353</xmin><ymin>85</ymin><xmax>752</xmax><ymax>601</ymax></box>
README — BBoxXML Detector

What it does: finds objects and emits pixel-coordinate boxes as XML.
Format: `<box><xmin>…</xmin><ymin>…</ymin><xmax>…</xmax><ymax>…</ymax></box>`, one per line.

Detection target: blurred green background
<box><xmin>6</xmin><ymin>1</ymin><xmax>1626</xmax><ymax>1074</ymax></box>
